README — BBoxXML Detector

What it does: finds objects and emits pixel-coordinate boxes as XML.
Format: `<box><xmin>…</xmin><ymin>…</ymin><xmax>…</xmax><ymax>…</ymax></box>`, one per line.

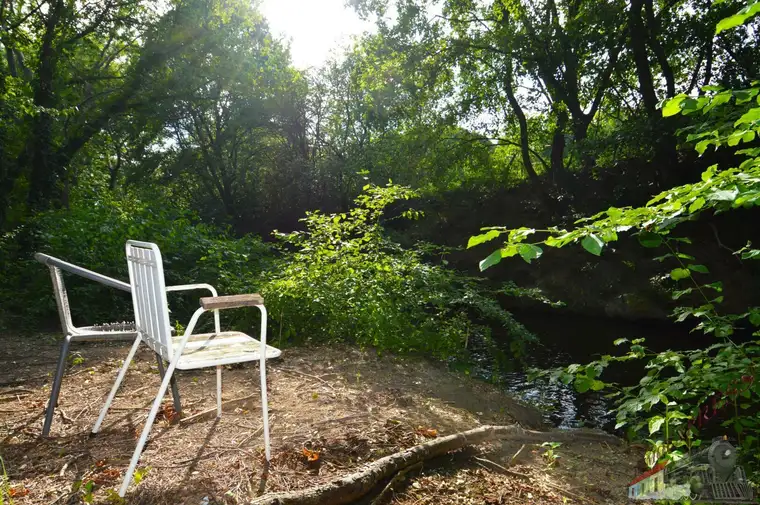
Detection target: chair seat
<box><xmin>173</xmin><ymin>331</ymin><xmax>281</xmax><ymax>370</ymax></box>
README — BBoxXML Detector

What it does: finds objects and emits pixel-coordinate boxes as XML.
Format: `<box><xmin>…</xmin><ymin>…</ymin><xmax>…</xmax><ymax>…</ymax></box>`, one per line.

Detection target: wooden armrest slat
<box><xmin>200</xmin><ymin>294</ymin><xmax>264</xmax><ymax>310</ymax></box>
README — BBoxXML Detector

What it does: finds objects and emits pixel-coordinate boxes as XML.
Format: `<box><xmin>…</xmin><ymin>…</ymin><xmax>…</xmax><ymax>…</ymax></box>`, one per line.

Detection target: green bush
<box><xmin>253</xmin><ymin>183</ymin><xmax>534</xmax><ymax>359</ymax></box>
<box><xmin>0</xmin><ymin>194</ymin><xmax>273</xmax><ymax>330</ymax></box>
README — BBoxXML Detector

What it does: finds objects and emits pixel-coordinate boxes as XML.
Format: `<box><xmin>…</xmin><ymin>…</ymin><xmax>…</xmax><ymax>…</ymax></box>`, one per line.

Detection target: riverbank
<box><xmin>0</xmin><ymin>333</ymin><xmax>643</xmax><ymax>504</ymax></box>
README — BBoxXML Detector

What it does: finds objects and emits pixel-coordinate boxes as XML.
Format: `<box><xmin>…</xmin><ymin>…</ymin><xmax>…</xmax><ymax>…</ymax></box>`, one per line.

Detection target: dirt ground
<box><xmin>0</xmin><ymin>333</ymin><xmax>644</xmax><ymax>505</ymax></box>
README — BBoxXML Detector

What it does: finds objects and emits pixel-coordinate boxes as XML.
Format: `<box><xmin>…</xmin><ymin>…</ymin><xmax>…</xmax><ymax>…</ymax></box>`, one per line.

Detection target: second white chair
<box><xmin>92</xmin><ymin>240</ymin><xmax>281</xmax><ymax>497</ymax></box>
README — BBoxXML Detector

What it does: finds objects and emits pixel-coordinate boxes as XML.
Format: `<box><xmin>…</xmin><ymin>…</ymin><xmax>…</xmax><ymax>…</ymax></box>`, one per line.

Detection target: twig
<box><xmin>510</xmin><ymin>444</ymin><xmax>526</xmax><ymax>465</ymax></box>
<box><xmin>119</xmin><ymin>383</ymin><xmax>153</xmax><ymax>398</ymax></box>
<box><xmin>473</xmin><ymin>456</ymin><xmax>531</xmax><ymax>480</ymax></box>
<box><xmin>0</xmin><ymin>394</ymin><xmax>31</xmax><ymax>403</ymax></box>
<box><xmin>59</xmin><ymin>453</ymin><xmax>85</xmax><ymax>477</ymax></box>
<box><xmin>310</xmin><ymin>413</ymin><xmax>370</xmax><ymax>427</ymax></box>
<box><xmin>277</xmin><ymin>367</ymin><xmax>336</xmax><ymax>390</ymax></box>
<box><xmin>371</xmin><ymin>462</ymin><xmax>423</xmax><ymax>505</ymax></box>
<box><xmin>0</xmin><ymin>388</ymin><xmax>36</xmax><ymax>396</ymax></box>
<box><xmin>58</xmin><ymin>409</ymin><xmax>74</xmax><ymax>424</ymax></box>
<box><xmin>73</xmin><ymin>396</ymin><xmax>105</xmax><ymax>420</ymax></box>
<box><xmin>236</xmin><ymin>415</ymin><xmax>274</xmax><ymax>448</ymax></box>
<box><xmin>545</xmin><ymin>481</ymin><xmax>597</xmax><ymax>504</ymax></box>
<box><xmin>150</xmin><ymin>450</ymin><xmax>222</xmax><ymax>468</ymax></box>
<box><xmin>709</xmin><ymin>223</ymin><xmax>740</xmax><ymax>259</ymax></box>
<box><xmin>180</xmin><ymin>393</ymin><xmax>256</xmax><ymax>424</ymax></box>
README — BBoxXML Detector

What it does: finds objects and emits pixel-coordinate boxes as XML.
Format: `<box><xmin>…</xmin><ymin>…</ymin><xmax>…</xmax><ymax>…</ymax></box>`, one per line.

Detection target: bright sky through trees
<box><xmin>260</xmin><ymin>0</ymin><xmax>374</xmax><ymax>69</ymax></box>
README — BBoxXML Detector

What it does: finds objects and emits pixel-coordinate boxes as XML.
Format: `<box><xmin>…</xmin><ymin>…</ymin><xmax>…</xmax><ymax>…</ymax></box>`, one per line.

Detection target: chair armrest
<box><xmin>200</xmin><ymin>294</ymin><xmax>264</xmax><ymax>310</ymax></box>
<box><xmin>166</xmin><ymin>283</ymin><xmax>218</xmax><ymax>297</ymax></box>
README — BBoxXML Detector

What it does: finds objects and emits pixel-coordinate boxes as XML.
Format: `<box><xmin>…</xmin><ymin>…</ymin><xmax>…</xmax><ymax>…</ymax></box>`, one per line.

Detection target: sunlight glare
<box><xmin>259</xmin><ymin>0</ymin><xmax>375</xmax><ymax>70</ymax></box>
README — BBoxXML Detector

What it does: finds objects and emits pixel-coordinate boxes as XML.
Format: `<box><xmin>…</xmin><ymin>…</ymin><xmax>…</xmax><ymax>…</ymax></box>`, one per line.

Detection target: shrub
<box><xmin>254</xmin><ymin>183</ymin><xmax>534</xmax><ymax>359</ymax></box>
<box><xmin>0</xmin><ymin>194</ymin><xmax>272</xmax><ymax>330</ymax></box>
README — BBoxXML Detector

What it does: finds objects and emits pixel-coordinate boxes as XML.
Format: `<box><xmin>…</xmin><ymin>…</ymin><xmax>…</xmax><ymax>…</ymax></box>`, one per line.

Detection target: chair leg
<box><xmin>119</xmin><ymin>359</ymin><xmax>179</xmax><ymax>497</ymax></box>
<box><xmin>92</xmin><ymin>335</ymin><xmax>141</xmax><ymax>434</ymax></box>
<box><xmin>43</xmin><ymin>335</ymin><xmax>73</xmax><ymax>437</ymax></box>
<box><xmin>257</xmin><ymin>305</ymin><xmax>271</xmax><ymax>461</ymax></box>
<box><xmin>216</xmin><ymin>365</ymin><xmax>222</xmax><ymax>417</ymax></box>
<box><xmin>155</xmin><ymin>354</ymin><xmax>182</xmax><ymax>416</ymax></box>
<box><xmin>259</xmin><ymin>359</ymin><xmax>271</xmax><ymax>461</ymax></box>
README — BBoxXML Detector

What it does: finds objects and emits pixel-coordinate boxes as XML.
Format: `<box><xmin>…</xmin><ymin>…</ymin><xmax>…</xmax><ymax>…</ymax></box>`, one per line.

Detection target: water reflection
<box><xmin>470</xmin><ymin>310</ymin><xmax>697</xmax><ymax>430</ymax></box>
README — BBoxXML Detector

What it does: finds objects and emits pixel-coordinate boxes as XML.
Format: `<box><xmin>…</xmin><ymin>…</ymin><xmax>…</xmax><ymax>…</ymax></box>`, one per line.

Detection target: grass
<box><xmin>1</xmin><ymin>455</ymin><xmax>13</xmax><ymax>505</ymax></box>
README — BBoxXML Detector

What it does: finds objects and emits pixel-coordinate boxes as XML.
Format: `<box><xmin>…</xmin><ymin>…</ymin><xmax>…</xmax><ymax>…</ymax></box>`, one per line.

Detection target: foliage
<box><xmin>1</xmin><ymin>0</ymin><xmax>759</xmax><ymax>486</ymax></box>
<box><xmin>250</xmin><ymin>183</ymin><xmax>534</xmax><ymax>358</ymax></box>
<box><xmin>0</xmin><ymin>189</ymin><xmax>272</xmax><ymax>329</ymax></box>
<box><xmin>540</xmin><ymin>441</ymin><xmax>562</xmax><ymax>467</ymax></box>
<box><xmin>469</xmin><ymin>0</ymin><xmax>760</xmax><ymax>480</ymax></box>
<box><xmin>0</xmin><ymin>455</ymin><xmax>11</xmax><ymax>505</ymax></box>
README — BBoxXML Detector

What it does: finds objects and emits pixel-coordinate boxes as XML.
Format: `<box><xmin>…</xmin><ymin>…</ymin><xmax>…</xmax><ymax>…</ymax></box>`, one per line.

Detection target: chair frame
<box><xmin>35</xmin><ymin>253</ymin><xmax>183</xmax><ymax>437</ymax></box>
<box><xmin>91</xmin><ymin>241</ymin><xmax>275</xmax><ymax>497</ymax></box>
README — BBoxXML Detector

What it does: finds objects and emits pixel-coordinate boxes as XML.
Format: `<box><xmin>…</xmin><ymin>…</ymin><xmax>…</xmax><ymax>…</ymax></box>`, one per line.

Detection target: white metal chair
<box><xmin>91</xmin><ymin>240</ymin><xmax>281</xmax><ymax>497</ymax></box>
<box><xmin>35</xmin><ymin>253</ymin><xmax>182</xmax><ymax>437</ymax></box>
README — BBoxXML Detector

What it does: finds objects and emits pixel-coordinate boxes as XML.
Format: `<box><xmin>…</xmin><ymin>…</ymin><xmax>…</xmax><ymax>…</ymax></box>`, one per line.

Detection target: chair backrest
<box><xmin>49</xmin><ymin>266</ymin><xmax>76</xmax><ymax>335</ymax></box>
<box><xmin>126</xmin><ymin>241</ymin><xmax>173</xmax><ymax>360</ymax></box>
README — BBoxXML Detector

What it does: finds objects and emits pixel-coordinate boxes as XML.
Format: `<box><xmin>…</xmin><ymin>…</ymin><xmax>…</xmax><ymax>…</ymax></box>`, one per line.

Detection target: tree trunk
<box><xmin>629</xmin><ymin>0</ymin><xmax>658</xmax><ymax>115</ymax></box>
<box><xmin>504</xmin><ymin>63</ymin><xmax>538</xmax><ymax>181</ymax></box>
<box><xmin>249</xmin><ymin>425</ymin><xmax>620</xmax><ymax>505</ymax></box>
<box><xmin>644</xmin><ymin>0</ymin><xmax>675</xmax><ymax>98</ymax></box>
<box><xmin>550</xmin><ymin>106</ymin><xmax>567</xmax><ymax>179</ymax></box>
<box><xmin>26</xmin><ymin>0</ymin><xmax>64</xmax><ymax>212</ymax></box>
<box><xmin>703</xmin><ymin>38</ymin><xmax>714</xmax><ymax>88</ymax></box>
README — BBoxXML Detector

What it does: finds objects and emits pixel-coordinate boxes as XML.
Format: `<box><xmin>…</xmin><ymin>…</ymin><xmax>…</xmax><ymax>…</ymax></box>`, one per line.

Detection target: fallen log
<box><xmin>250</xmin><ymin>424</ymin><xmax>619</xmax><ymax>505</ymax></box>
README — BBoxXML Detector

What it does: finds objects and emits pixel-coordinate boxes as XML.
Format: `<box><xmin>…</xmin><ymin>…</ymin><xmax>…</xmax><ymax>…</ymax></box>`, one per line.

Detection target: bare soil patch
<box><xmin>0</xmin><ymin>333</ymin><xmax>642</xmax><ymax>504</ymax></box>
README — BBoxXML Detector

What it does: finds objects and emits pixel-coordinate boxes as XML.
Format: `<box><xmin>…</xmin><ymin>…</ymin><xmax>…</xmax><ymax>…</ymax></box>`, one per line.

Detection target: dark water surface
<box><xmin>473</xmin><ymin>310</ymin><xmax>699</xmax><ymax>430</ymax></box>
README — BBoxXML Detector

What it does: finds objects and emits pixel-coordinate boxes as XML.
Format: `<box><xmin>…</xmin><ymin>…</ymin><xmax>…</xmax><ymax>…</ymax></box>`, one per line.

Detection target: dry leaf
<box><xmin>415</xmin><ymin>426</ymin><xmax>438</xmax><ymax>438</ymax></box>
<box><xmin>92</xmin><ymin>468</ymin><xmax>121</xmax><ymax>485</ymax></box>
<box><xmin>157</xmin><ymin>402</ymin><xmax>179</xmax><ymax>423</ymax></box>
<box><xmin>302</xmin><ymin>447</ymin><xmax>320</xmax><ymax>462</ymax></box>
<box><xmin>9</xmin><ymin>486</ymin><xmax>30</xmax><ymax>497</ymax></box>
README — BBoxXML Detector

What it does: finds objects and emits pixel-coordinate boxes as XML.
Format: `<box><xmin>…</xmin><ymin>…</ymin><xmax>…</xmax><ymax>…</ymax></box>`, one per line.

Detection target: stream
<box><xmin>474</xmin><ymin>310</ymin><xmax>698</xmax><ymax>431</ymax></box>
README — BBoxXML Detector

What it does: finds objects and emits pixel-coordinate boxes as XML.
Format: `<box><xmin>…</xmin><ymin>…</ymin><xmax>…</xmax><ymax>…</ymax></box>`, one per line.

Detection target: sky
<box><xmin>259</xmin><ymin>0</ymin><xmax>376</xmax><ymax>70</ymax></box>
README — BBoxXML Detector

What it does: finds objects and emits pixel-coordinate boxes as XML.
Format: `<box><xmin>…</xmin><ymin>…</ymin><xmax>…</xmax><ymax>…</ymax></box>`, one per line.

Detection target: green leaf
<box><xmin>614</xmin><ymin>338</ymin><xmax>629</xmax><ymax>346</ymax></box>
<box><xmin>688</xmin><ymin>197</ymin><xmax>706</xmax><ymax>213</ymax></box>
<box><xmin>688</xmin><ymin>264</ymin><xmax>710</xmax><ymax>274</ymax></box>
<box><xmin>735</xmin><ymin>88</ymin><xmax>759</xmax><ymax>105</ymax></box>
<box><xmin>575</xmin><ymin>377</ymin><xmax>592</xmax><ymax>393</ymax></box>
<box><xmin>662</xmin><ymin>94</ymin><xmax>687</xmax><ymax>117</ymax></box>
<box><xmin>749</xmin><ymin>310</ymin><xmax>760</xmax><ymax>326</ymax></box>
<box><xmin>581</xmin><ymin>234</ymin><xmax>604</xmax><ymax>256</ymax></box>
<box><xmin>590</xmin><ymin>380</ymin><xmax>606</xmax><ymax>391</ymax></box>
<box><xmin>479</xmin><ymin>249</ymin><xmax>502</xmax><ymax>271</ymax></box>
<box><xmin>704</xmin><ymin>90</ymin><xmax>732</xmax><ymax>113</ymax></box>
<box><xmin>708</xmin><ymin>188</ymin><xmax>739</xmax><ymax>202</ymax></box>
<box><xmin>638</xmin><ymin>232</ymin><xmax>663</xmax><ymax>248</ymax></box>
<box><xmin>735</xmin><ymin>107</ymin><xmax>760</xmax><ymax>126</ymax></box>
<box><xmin>670</xmin><ymin>268</ymin><xmax>691</xmax><ymax>280</ymax></box>
<box><xmin>518</xmin><ymin>244</ymin><xmax>543</xmax><ymax>264</ymax></box>
<box><xmin>704</xmin><ymin>281</ymin><xmax>723</xmax><ymax>292</ymax></box>
<box><xmin>649</xmin><ymin>416</ymin><xmax>665</xmax><ymax>435</ymax></box>
<box><xmin>716</xmin><ymin>1</ymin><xmax>760</xmax><ymax>33</ymax></box>
<box><xmin>672</xmin><ymin>288</ymin><xmax>693</xmax><ymax>300</ymax></box>
<box><xmin>468</xmin><ymin>230</ymin><xmax>501</xmax><ymax>248</ymax></box>
<box><xmin>695</xmin><ymin>139</ymin><xmax>712</xmax><ymax>155</ymax></box>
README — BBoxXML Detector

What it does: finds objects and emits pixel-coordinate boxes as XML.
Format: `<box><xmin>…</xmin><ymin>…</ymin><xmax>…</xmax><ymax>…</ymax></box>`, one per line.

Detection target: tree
<box><xmin>469</xmin><ymin>0</ymin><xmax>760</xmax><ymax>477</ymax></box>
<box><xmin>0</xmin><ymin>0</ymin><xmax>230</xmax><ymax>228</ymax></box>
